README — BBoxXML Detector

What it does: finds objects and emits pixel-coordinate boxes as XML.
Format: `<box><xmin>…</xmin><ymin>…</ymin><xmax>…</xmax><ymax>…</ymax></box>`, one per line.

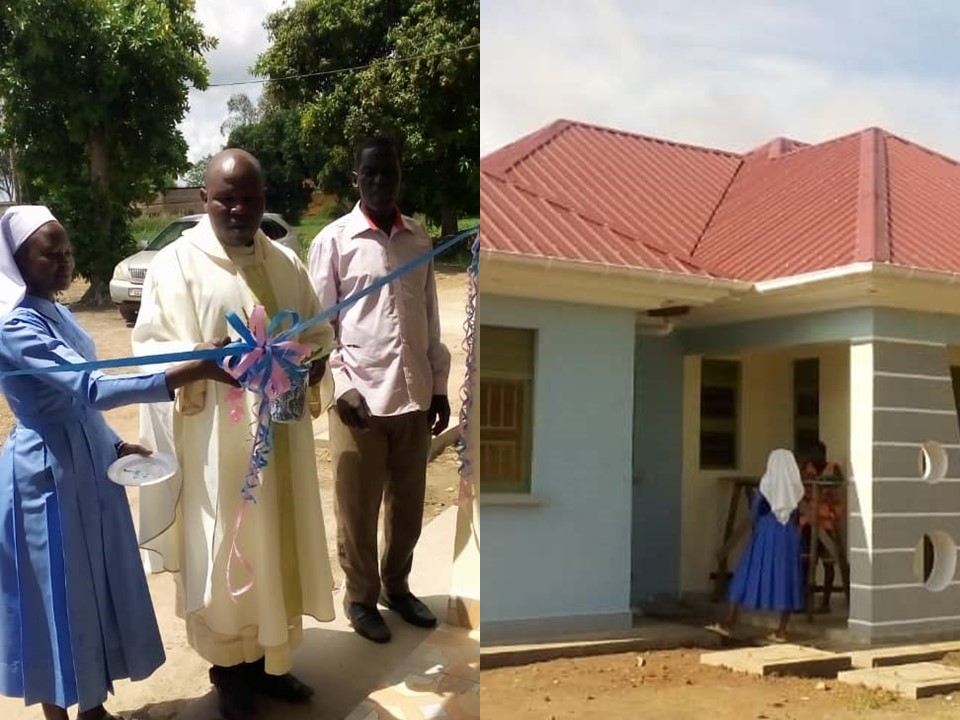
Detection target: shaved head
<box><xmin>204</xmin><ymin>148</ymin><xmax>264</xmax><ymax>188</ymax></box>
<box><xmin>201</xmin><ymin>148</ymin><xmax>267</xmax><ymax>247</ymax></box>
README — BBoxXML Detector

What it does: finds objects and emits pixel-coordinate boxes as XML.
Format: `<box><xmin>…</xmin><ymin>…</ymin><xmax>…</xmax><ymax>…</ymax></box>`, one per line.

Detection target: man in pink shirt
<box><xmin>307</xmin><ymin>136</ymin><xmax>451</xmax><ymax>644</ymax></box>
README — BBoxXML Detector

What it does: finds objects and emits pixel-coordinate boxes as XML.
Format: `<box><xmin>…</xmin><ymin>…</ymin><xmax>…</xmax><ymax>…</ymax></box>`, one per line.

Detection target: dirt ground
<box><xmin>481</xmin><ymin>649</ymin><xmax>960</xmax><ymax>719</ymax></box>
<box><xmin>0</xmin><ymin>270</ymin><xmax>468</xmax><ymax>719</ymax></box>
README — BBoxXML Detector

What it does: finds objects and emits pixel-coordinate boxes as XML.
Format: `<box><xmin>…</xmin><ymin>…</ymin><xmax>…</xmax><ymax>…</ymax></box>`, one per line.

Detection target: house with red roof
<box><xmin>480</xmin><ymin>119</ymin><xmax>960</xmax><ymax>644</ymax></box>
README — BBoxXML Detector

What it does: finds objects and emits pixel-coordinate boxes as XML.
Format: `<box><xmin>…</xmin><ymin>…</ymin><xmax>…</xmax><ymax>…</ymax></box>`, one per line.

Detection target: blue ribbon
<box><xmin>0</xmin><ymin>225</ymin><xmax>479</xmax><ymax>379</ymax></box>
<box><xmin>222</xmin><ymin>309</ymin><xmax>308</xmax><ymax>394</ymax></box>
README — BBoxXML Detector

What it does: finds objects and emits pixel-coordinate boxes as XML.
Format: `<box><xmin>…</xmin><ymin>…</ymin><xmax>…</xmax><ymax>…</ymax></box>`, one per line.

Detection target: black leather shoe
<box><xmin>246</xmin><ymin>659</ymin><xmax>315</xmax><ymax>703</ymax></box>
<box><xmin>209</xmin><ymin>665</ymin><xmax>258</xmax><ymax>720</ymax></box>
<box><xmin>347</xmin><ymin>602</ymin><xmax>392</xmax><ymax>643</ymax></box>
<box><xmin>379</xmin><ymin>592</ymin><xmax>438</xmax><ymax>629</ymax></box>
<box><xmin>259</xmin><ymin>672</ymin><xmax>314</xmax><ymax>702</ymax></box>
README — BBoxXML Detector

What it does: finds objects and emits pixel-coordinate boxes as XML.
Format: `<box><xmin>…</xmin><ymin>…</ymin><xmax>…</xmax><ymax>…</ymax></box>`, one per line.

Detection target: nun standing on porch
<box><xmin>709</xmin><ymin>448</ymin><xmax>806</xmax><ymax>642</ymax></box>
<box><xmin>0</xmin><ymin>206</ymin><xmax>232</xmax><ymax>720</ymax></box>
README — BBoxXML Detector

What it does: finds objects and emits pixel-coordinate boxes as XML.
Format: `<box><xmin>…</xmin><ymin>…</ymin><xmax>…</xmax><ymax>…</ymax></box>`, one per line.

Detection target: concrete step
<box><xmin>700</xmin><ymin>644</ymin><xmax>852</xmax><ymax>678</ymax></box>
<box><xmin>838</xmin><ymin>662</ymin><xmax>960</xmax><ymax>699</ymax></box>
<box><xmin>849</xmin><ymin>641</ymin><xmax>960</xmax><ymax>669</ymax></box>
<box><xmin>482</xmin><ymin>623</ymin><xmax>723</xmax><ymax>669</ymax></box>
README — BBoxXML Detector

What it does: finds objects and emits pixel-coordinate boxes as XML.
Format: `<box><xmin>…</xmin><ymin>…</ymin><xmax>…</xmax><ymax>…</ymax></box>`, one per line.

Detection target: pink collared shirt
<box><xmin>307</xmin><ymin>203</ymin><xmax>451</xmax><ymax>417</ymax></box>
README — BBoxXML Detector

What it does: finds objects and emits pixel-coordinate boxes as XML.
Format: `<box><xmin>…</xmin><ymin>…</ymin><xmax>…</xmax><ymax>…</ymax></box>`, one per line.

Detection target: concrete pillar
<box><xmin>847</xmin><ymin>339</ymin><xmax>960</xmax><ymax>643</ymax></box>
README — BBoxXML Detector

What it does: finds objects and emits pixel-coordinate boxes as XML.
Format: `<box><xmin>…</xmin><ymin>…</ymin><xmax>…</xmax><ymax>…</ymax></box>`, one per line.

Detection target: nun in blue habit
<box><xmin>0</xmin><ymin>206</ymin><xmax>231</xmax><ymax>720</ymax></box>
<box><xmin>709</xmin><ymin>448</ymin><xmax>806</xmax><ymax>643</ymax></box>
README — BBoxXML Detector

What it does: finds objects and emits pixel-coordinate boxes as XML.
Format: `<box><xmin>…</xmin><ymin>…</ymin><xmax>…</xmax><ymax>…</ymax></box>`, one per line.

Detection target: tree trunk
<box><xmin>84</xmin><ymin>127</ymin><xmax>113</xmax><ymax>306</ymax></box>
<box><xmin>9</xmin><ymin>146</ymin><xmax>21</xmax><ymax>202</ymax></box>
<box><xmin>440</xmin><ymin>205</ymin><xmax>458</xmax><ymax>237</ymax></box>
<box><xmin>79</xmin><ymin>278</ymin><xmax>111</xmax><ymax>305</ymax></box>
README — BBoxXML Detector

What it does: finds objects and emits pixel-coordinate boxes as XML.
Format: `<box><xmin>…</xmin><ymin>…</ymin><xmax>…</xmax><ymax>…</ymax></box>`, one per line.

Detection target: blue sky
<box><xmin>481</xmin><ymin>0</ymin><xmax>960</xmax><ymax>156</ymax></box>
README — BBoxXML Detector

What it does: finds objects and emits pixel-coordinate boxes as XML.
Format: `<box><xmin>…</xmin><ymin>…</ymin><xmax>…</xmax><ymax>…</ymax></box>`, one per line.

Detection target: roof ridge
<box><xmin>760</xmin><ymin>127</ymin><xmax>864</xmax><ymax>162</ymax></box>
<box><xmin>689</xmin><ymin>158</ymin><xmax>746</xmax><ymax>258</ymax></box>
<box><xmin>559</xmin><ymin>119</ymin><xmax>742</xmax><ymax>159</ymax></box>
<box><xmin>480</xmin><ymin>120</ymin><xmax>574</xmax><ymax>176</ymax></box>
<box><xmin>855</xmin><ymin>127</ymin><xmax>891</xmax><ymax>262</ymax></box>
<box><xmin>884</xmin><ymin>130</ymin><xmax>960</xmax><ymax>170</ymax></box>
<box><xmin>744</xmin><ymin>136</ymin><xmax>811</xmax><ymax>159</ymax></box>
<box><xmin>482</xmin><ymin>118</ymin><xmax>742</xmax><ymax>175</ymax></box>
<box><xmin>481</xmin><ymin>170</ymin><xmax>712</xmax><ymax>274</ymax></box>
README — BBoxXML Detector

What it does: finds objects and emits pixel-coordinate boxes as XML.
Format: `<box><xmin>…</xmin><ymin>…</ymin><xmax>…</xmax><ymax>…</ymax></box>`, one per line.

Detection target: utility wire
<box><xmin>207</xmin><ymin>42</ymin><xmax>479</xmax><ymax>88</ymax></box>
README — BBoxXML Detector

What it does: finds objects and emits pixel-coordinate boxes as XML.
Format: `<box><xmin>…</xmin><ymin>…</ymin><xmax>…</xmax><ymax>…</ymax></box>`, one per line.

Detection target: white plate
<box><xmin>107</xmin><ymin>452</ymin><xmax>177</xmax><ymax>487</ymax></box>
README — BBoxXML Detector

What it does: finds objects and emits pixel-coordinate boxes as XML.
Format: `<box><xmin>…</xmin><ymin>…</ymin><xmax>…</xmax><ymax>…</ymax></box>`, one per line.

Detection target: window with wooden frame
<box><xmin>479</xmin><ymin>325</ymin><xmax>536</xmax><ymax>493</ymax></box>
<box><xmin>699</xmin><ymin>359</ymin><xmax>740</xmax><ymax>470</ymax></box>
<box><xmin>793</xmin><ymin>358</ymin><xmax>820</xmax><ymax>455</ymax></box>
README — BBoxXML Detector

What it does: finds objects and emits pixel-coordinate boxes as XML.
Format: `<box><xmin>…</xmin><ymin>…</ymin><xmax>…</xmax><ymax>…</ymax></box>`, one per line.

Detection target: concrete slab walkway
<box><xmin>700</xmin><ymin>644</ymin><xmax>852</xmax><ymax>678</ymax></box>
<box><xmin>481</xmin><ymin>620</ymin><xmax>724</xmax><ymax>669</ymax></box>
<box><xmin>161</xmin><ymin>507</ymin><xmax>465</xmax><ymax>720</ymax></box>
<box><xmin>839</xmin><ymin>662</ymin><xmax>960</xmax><ymax>699</ymax></box>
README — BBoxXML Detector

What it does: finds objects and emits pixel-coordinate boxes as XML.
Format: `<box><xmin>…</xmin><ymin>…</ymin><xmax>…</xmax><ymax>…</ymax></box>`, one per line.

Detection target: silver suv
<box><xmin>110</xmin><ymin>213</ymin><xmax>299</xmax><ymax>323</ymax></box>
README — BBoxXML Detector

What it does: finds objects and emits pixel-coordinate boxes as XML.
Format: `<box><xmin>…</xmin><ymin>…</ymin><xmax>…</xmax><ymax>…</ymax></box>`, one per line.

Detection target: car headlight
<box><xmin>112</xmin><ymin>263</ymin><xmax>130</xmax><ymax>281</ymax></box>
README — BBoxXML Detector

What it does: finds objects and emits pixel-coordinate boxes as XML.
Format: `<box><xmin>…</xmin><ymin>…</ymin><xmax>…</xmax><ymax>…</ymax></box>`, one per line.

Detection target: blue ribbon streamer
<box><xmin>0</xmin><ymin>225</ymin><xmax>479</xmax><ymax>379</ymax></box>
<box><xmin>222</xmin><ymin>309</ymin><xmax>308</xmax><ymax>394</ymax></box>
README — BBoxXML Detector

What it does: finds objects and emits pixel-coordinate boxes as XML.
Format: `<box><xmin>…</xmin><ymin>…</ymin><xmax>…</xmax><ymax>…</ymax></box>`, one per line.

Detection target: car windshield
<box><xmin>146</xmin><ymin>220</ymin><xmax>199</xmax><ymax>251</ymax></box>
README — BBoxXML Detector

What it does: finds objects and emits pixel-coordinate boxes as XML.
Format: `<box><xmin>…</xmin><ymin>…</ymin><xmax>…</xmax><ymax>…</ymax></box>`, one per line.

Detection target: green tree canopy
<box><xmin>220</xmin><ymin>92</ymin><xmax>263</xmax><ymax>137</ymax></box>
<box><xmin>227</xmin><ymin>107</ymin><xmax>314</xmax><ymax>224</ymax></box>
<box><xmin>181</xmin><ymin>153</ymin><xmax>213</xmax><ymax>187</ymax></box>
<box><xmin>254</xmin><ymin>0</ymin><xmax>479</xmax><ymax>235</ymax></box>
<box><xmin>0</xmin><ymin>0</ymin><xmax>214</xmax><ymax>299</ymax></box>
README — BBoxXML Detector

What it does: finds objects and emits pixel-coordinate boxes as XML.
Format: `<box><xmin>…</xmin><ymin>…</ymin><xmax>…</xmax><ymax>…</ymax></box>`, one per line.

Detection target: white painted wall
<box><xmin>481</xmin><ymin>296</ymin><xmax>635</xmax><ymax>624</ymax></box>
<box><xmin>680</xmin><ymin>344</ymin><xmax>851</xmax><ymax>593</ymax></box>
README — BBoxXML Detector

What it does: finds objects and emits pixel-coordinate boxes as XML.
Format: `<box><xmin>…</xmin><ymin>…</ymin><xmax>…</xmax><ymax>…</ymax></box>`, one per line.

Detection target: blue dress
<box><xmin>0</xmin><ymin>296</ymin><xmax>171</xmax><ymax>711</ymax></box>
<box><xmin>727</xmin><ymin>494</ymin><xmax>805</xmax><ymax>612</ymax></box>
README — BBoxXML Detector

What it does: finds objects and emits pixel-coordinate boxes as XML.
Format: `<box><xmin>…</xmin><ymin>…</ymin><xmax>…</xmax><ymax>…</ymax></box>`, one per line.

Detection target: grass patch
<box><xmin>848</xmin><ymin>689</ymin><xmax>899</xmax><ymax>712</ymax></box>
<box><xmin>135</xmin><ymin>210</ymin><xmax>478</xmax><ymax>267</ymax></box>
<box><xmin>130</xmin><ymin>214</ymin><xmax>177</xmax><ymax>246</ymax></box>
<box><xmin>296</xmin><ymin>211</ymin><xmax>478</xmax><ymax>267</ymax></box>
<box><xmin>436</xmin><ymin>217</ymin><xmax>479</xmax><ymax>267</ymax></box>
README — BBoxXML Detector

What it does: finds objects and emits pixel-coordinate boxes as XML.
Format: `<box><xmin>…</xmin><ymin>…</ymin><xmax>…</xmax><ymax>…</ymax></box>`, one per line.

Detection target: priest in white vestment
<box><xmin>131</xmin><ymin>149</ymin><xmax>334</xmax><ymax>720</ymax></box>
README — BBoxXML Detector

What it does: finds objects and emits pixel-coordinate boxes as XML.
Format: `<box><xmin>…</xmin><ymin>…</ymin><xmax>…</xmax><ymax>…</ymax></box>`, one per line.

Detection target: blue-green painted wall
<box><xmin>481</xmin><ymin>296</ymin><xmax>635</xmax><ymax>623</ymax></box>
<box><xmin>682</xmin><ymin>307</ymin><xmax>960</xmax><ymax>356</ymax></box>
<box><xmin>631</xmin><ymin>332</ymin><xmax>685</xmax><ymax>603</ymax></box>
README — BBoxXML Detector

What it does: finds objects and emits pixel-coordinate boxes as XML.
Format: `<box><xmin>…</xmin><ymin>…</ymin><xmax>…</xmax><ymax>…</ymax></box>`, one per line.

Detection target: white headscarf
<box><xmin>759</xmin><ymin>448</ymin><xmax>805</xmax><ymax>525</ymax></box>
<box><xmin>0</xmin><ymin>205</ymin><xmax>58</xmax><ymax>316</ymax></box>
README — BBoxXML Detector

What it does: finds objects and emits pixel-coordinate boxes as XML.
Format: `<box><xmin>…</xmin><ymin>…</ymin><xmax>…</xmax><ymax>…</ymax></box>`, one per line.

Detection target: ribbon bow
<box><xmin>221</xmin><ymin>305</ymin><xmax>313</xmax><ymax>395</ymax></box>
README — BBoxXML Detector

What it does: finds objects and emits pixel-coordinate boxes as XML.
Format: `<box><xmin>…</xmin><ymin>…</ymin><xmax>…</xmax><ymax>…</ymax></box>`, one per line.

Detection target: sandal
<box><xmin>706</xmin><ymin>623</ymin><xmax>734</xmax><ymax>639</ymax></box>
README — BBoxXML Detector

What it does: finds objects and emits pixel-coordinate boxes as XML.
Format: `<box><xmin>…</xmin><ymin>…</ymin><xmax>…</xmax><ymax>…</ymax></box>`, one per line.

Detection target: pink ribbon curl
<box><xmin>220</xmin><ymin>304</ymin><xmax>314</xmax><ymax>600</ymax></box>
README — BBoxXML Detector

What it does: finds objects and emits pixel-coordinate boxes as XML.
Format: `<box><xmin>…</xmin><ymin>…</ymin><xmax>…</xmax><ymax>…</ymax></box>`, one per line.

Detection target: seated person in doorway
<box><xmin>799</xmin><ymin>439</ymin><xmax>844</xmax><ymax>613</ymax></box>
<box><xmin>709</xmin><ymin>449</ymin><xmax>806</xmax><ymax>643</ymax></box>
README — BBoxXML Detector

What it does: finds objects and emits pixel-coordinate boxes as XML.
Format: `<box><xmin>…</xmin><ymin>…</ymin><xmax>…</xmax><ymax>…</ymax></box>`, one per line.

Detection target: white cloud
<box><xmin>481</xmin><ymin>0</ymin><xmax>960</xmax><ymax>158</ymax></box>
<box><xmin>179</xmin><ymin>0</ymin><xmax>291</xmax><ymax>163</ymax></box>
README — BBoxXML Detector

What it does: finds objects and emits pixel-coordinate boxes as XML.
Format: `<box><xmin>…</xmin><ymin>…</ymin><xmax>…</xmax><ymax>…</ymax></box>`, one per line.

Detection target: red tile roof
<box><xmin>481</xmin><ymin>171</ymin><xmax>711</xmax><ymax>276</ymax></box>
<box><xmin>886</xmin><ymin>134</ymin><xmax>960</xmax><ymax>273</ymax></box>
<box><xmin>692</xmin><ymin>131</ymin><xmax>863</xmax><ymax>280</ymax></box>
<box><xmin>482</xmin><ymin>120</ymin><xmax>741</xmax><ymax>259</ymax></box>
<box><xmin>482</xmin><ymin>120</ymin><xmax>960</xmax><ymax>281</ymax></box>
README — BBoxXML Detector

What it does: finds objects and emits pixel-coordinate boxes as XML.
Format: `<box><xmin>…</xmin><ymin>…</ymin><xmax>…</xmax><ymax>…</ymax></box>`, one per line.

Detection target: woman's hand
<box><xmin>195</xmin><ymin>337</ymin><xmax>232</xmax><ymax>353</ymax></box>
<box><xmin>165</xmin><ymin>338</ymin><xmax>240</xmax><ymax>390</ymax></box>
<box><xmin>198</xmin><ymin>337</ymin><xmax>241</xmax><ymax>387</ymax></box>
<box><xmin>117</xmin><ymin>442</ymin><xmax>152</xmax><ymax>459</ymax></box>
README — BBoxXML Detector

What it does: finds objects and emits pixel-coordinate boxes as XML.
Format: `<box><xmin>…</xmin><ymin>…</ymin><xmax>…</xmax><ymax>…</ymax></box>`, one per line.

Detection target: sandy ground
<box><xmin>481</xmin><ymin>649</ymin><xmax>960</xmax><ymax>719</ymax></box>
<box><xmin>0</xmin><ymin>269</ymin><xmax>469</xmax><ymax>718</ymax></box>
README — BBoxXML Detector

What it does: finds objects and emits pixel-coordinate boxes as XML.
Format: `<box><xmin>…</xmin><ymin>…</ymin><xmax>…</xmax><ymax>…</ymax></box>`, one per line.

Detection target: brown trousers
<box><xmin>329</xmin><ymin>408</ymin><xmax>431</xmax><ymax>607</ymax></box>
